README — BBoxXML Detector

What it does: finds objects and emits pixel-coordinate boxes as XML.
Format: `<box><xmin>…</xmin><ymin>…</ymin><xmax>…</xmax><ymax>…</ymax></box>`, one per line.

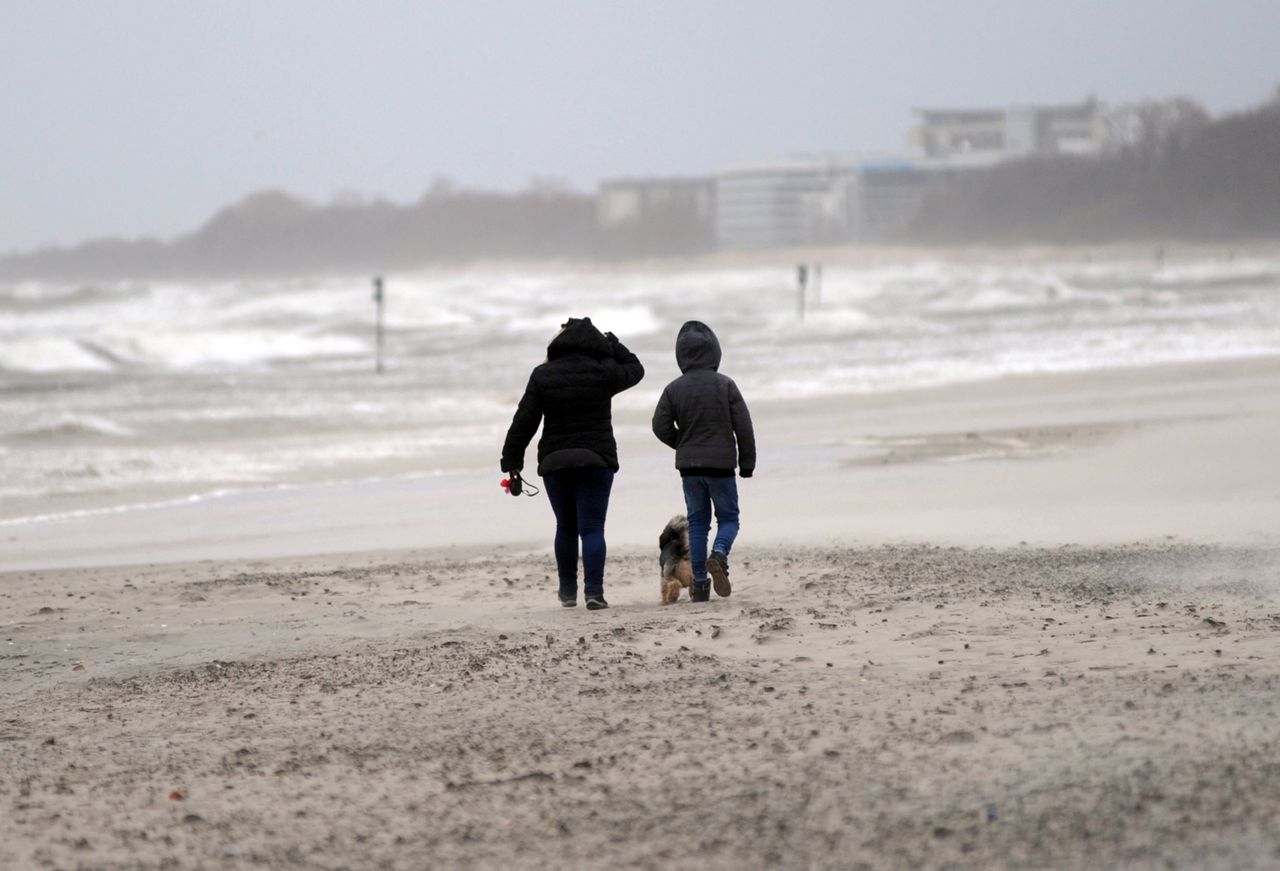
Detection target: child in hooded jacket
<box><xmin>651</xmin><ymin>321</ymin><xmax>755</xmax><ymax>601</ymax></box>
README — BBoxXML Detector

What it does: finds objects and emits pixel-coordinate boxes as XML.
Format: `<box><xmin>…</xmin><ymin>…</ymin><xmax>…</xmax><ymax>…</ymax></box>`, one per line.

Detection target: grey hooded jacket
<box><xmin>651</xmin><ymin>321</ymin><xmax>756</xmax><ymax>475</ymax></box>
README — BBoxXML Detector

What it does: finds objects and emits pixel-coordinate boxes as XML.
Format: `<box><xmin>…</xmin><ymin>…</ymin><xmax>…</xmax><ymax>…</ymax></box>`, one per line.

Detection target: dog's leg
<box><xmin>677</xmin><ymin>559</ymin><xmax>694</xmax><ymax>589</ymax></box>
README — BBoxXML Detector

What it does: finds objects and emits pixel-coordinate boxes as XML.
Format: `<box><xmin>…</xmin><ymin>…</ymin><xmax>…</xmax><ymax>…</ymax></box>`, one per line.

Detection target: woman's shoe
<box><xmin>585</xmin><ymin>595</ymin><xmax>609</xmax><ymax>610</ymax></box>
<box><xmin>559</xmin><ymin>591</ymin><xmax>577</xmax><ymax>607</ymax></box>
<box><xmin>689</xmin><ymin>581</ymin><xmax>711</xmax><ymax>603</ymax></box>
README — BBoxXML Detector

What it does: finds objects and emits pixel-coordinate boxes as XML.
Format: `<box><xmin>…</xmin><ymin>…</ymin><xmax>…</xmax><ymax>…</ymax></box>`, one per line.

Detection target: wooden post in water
<box><xmin>372</xmin><ymin>276</ymin><xmax>385</xmax><ymax>373</ymax></box>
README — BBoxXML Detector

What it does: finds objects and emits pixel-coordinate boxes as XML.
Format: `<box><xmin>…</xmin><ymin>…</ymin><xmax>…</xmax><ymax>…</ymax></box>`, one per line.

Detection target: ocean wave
<box><xmin>0</xmin><ymin>488</ymin><xmax>244</xmax><ymax>527</ymax></box>
<box><xmin>0</xmin><ymin>336</ymin><xmax>118</xmax><ymax>373</ymax></box>
<box><xmin>1151</xmin><ymin>261</ymin><xmax>1280</xmax><ymax>290</ymax></box>
<box><xmin>6</xmin><ymin>255</ymin><xmax>1279</xmax><ymax>530</ymax></box>
<box><xmin>771</xmin><ymin>306</ymin><xmax>877</xmax><ymax>336</ymax></box>
<box><xmin>90</xmin><ymin>329</ymin><xmax>370</xmax><ymax>369</ymax></box>
<box><xmin>921</xmin><ymin>283</ymin><xmax>1054</xmax><ymax>315</ymax></box>
<box><xmin>3</xmin><ymin>412</ymin><xmax>135</xmax><ymax>442</ymax></box>
<box><xmin>0</xmin><ymin>281</ymin><xmax>148</xmax><ymax>308</ymax></box>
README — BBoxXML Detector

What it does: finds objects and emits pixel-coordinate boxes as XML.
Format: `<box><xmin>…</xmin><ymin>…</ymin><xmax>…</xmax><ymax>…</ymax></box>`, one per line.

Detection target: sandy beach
<box><xmin>4</xmin><ymin>0</ymin><xmax>1280</xmax><ymax>864</ymax></box>
<box><xmin>4</xmin><ymin>355</ymin><xmax>1280</xmax><ymax>869</ymax></box>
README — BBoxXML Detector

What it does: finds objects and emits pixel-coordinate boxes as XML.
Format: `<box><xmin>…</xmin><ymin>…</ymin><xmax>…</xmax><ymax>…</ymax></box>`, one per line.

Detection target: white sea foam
<box><xmin>773</xmin><ymin>306</ymin><xmax>876</xmax><ymax>336</ymax></box>
<box><xmin>4</xmin><ymin>412</ymin><xmax>135</xmax><ymax>441</ymax></box>
<box><xmin>0</xmin><ymin>336</ymin><xmax>118</xmax><ymax>372</ymax></box>
<box><xmin>0</xmin><ymin>487</ymin><xmax>255</xmax><ymax>527</ymax></box>
<box><xmin>86</xmin><ymin>328</ymin><xmax>369</xmax><ymax>370</ymax></box>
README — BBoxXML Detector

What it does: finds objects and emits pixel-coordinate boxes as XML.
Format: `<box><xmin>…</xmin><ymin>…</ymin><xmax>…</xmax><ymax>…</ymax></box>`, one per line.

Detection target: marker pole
<box><xmin>797</xmin><ymin>264</ymin><xmax>807</xmax><ymax>321</ymax></box>
<box><xmin>373</xmin><ymin>276</ymin><xmax>385</xmax><ymax>373</ymax></box>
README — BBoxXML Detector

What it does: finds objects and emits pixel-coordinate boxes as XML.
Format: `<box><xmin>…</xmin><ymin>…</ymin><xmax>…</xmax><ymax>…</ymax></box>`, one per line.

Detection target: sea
<box><xmin>3</xmin><ymin>250</ymin><xmax>1279</xmax><ymax>525</ymax></box>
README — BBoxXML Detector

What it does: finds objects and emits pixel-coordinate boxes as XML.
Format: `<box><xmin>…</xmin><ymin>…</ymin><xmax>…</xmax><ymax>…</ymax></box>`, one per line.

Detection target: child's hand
<box><xmin>741</xmin><ymin>469</ymin><xmax>753</xmax><ymax>478</ymax></box>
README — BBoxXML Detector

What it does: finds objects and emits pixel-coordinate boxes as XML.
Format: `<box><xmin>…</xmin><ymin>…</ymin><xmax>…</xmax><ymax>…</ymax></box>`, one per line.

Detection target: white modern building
<box><xmin>713</xmin><ymin>154</ymin><xmax>1001</xmax><ymax>247</ymax></box>
<box><xmin>712</xmin><ymin>99</ymin><xmax>1110</xmax><ymax>248</ymax></box>
<box><xmin>610</xmin><ymin>97</ymin><xmax>1115</xmax><ymax>252</ymax></box>
<box><xmin>910</xmin><ymin>97</ymin><xmax>1107</xmax><ymax>159</ymax></box>
<box><xmin>714</xmin><ymin>159</ymin><xmax>855</xmax><ymax>249</ymax></box>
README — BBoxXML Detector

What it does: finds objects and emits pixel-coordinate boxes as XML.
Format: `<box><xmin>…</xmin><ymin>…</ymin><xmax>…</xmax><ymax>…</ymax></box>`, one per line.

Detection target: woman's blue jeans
<box><xmin>542</xmin><ymin>466</ymin><xmax>615</xmax><ymax>598</ymax></box>
<box><xmin>681</xmin><ymin>475</ymin><xmax>740</xmax><ymax>582</ymax></box>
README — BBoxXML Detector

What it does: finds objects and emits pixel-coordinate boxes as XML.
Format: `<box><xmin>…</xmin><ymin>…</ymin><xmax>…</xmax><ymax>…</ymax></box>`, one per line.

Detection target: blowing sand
<box><xmin>4</xmin><ymin>357</ymin><xmax>1280</xmax><ymax>869</ymax></box>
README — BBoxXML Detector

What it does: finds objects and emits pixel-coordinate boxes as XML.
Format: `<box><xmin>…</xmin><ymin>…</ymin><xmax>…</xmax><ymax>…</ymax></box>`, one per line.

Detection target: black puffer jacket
<box><xmin>501</xmin><ymin>317</ymin><xmax>645</xmax><ymax>475</ymax></box>
<box><xmin>652</xmin><ymin>321</ymin><xmax>756</xmax><ymax>475</ymax></box>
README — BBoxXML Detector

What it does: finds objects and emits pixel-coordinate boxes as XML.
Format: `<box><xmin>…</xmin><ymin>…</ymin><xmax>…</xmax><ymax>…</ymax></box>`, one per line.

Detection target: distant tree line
<box><xmin>0</xmin><ymin>186</ymin><xmax>611</xmax><ymax>281</ymax></box>
<box><xmin>0</xmin><ymin>179</ymin><xmax>722</xmax><ymax>281</ymax></box>
<box><xmin>904</xmin><ymin>93</ymin><xmax>1280</xmax><ymax>244</ymax></box>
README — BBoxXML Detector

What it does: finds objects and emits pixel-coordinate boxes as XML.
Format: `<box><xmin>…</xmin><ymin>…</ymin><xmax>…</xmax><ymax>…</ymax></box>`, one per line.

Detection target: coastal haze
<box><xmin>3</xmin><ymin>1</ymin><xmax>1280</xmax><ymax>254</ymax></box>
<box><xmin>5</xmin><ymin>4</ymin><xmax>1280</xmax><ymax>871</ymax></box>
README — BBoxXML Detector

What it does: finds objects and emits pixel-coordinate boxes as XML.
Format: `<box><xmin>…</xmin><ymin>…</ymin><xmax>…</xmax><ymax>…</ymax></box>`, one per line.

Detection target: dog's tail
<box><xmin>658</xmin><ymin>514</ymin><xmax>688</xmax><ymax>550</ymax></box>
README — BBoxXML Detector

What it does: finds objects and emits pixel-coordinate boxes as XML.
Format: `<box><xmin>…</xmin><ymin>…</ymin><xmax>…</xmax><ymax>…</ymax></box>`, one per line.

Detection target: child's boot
<box><xmin>708</xmin><ymin>551</ymin><xmax>731</xmax><ymax>597</ymax></box>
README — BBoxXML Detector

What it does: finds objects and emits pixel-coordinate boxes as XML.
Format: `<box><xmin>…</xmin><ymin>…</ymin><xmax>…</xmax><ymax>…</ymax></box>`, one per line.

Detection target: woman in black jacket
<box><xmin>501</xmin><ymin>317</ymin><xmax>644</xmax><ymax>610</ymax></box>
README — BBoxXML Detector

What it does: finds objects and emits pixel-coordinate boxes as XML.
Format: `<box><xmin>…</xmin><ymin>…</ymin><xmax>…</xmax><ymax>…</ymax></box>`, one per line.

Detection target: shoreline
<box><xmin>4</xmin><ymin>352</ymin><xmax>1279</xmax><ymax>571</ymax></box>
<box><xmin>7</xmin><ymin>348</ymin><xmax>1280</xmax><ymax>520</ymax></box>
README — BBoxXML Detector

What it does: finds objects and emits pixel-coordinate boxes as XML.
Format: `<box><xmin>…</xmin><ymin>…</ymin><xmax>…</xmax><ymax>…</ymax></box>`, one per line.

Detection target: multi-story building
<box><xmin>712</xmin><ymin>98</ymin><xmax>1108</xmax><ymax>248</ymax></box>
<box><xmin>911</xmin><ymin>97</ymin><xmax>1107</xmax><ymax>158</ymax></box>
<box><xmin>604</xmin><ymin>97</ymin><xmax>1113</xmax><ymax>253</ymax></box>
<box><xmin>712</xmin><ymin>154</ymin><xmax>1002</xmax><ymax>247</ymax></box>
<box><xmin>713</xmin><ymin>159</ymin><xmax>854</xmax><ymax>249</ymax></box>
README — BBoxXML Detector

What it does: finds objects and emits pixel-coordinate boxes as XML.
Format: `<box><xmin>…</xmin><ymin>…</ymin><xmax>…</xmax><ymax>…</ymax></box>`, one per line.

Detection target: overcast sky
<box><xmin>2</xmin><ymin>0</ymin><xmax>1278</xmax><ymax>254</ymax></box>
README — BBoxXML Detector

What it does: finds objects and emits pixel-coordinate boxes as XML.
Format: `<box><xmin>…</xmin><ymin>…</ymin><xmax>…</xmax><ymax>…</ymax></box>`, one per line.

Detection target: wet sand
<box><xmin>4</xmin><ymin>356</ymin><xmax>1280</xmax><ymax>869</ymax></box>
<box><xmin>5</xmin><ymin>355</ymin><xmax>1280</xmax><ymax>571</ymax></box>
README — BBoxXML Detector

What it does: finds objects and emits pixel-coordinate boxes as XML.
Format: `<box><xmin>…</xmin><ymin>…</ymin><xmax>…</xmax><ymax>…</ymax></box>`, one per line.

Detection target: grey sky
<box><xmin>3</xmin><ymin>0</ymin><xmax>1278</xmax><ymax>254</ymax></box>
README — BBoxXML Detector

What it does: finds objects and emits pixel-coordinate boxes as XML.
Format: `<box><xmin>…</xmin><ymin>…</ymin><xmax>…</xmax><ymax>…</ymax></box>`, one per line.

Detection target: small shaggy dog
<box><xmin>658</xmin><ymin>515</ymin><xmax>694</xmax><ymax>604</ymax></box>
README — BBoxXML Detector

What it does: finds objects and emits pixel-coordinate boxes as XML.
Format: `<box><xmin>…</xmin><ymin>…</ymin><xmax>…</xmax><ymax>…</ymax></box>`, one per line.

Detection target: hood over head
<box><xmin>675</xmin><ymin>320</ymin><xmax>721</xmax><ymax>373</ymax></box>
<box><xmin>547</xmin><ymin>316</ymin><xmax>611</xmax><ymax>360</ymax></box>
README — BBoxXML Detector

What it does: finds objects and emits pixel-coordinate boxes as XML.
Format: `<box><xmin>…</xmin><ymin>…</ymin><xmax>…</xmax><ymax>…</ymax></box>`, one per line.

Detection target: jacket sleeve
<box><xmin>500</xmin><ymin>375</ymin><xmax>542</xmax><ymax>472</ymax></box>
<box><xmin>729</xmin><ymin>380</ymin><xmax>756</xmax><ymax>475</ymax></box>
<box><xmin>651</xmin><ymin>386</ymin><xmax>680</xmax><ymax>449</ymax></box>
<box><xmin>606</xmin><ymin>333</ymin><xmax>645</xmax><ymax>394</ymax></box>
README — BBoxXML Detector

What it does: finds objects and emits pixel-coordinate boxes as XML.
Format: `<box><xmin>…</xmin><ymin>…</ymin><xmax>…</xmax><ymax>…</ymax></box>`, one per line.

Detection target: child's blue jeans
<box><xmin>681</xmin><ymin>475</ymin><xmax>740</xmax><ymax>582</ymax></box>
